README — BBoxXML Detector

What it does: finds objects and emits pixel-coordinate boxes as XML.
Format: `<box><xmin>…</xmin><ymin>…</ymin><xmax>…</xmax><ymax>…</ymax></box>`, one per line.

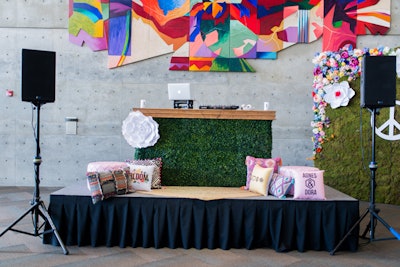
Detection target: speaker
<box><xmin>22</xmin><ymin>49</ymin><xmax>56</xmax><ymax>104</ymax></box>
<box><xmin>360</xmin><ymin>55</ymin><xmax>396</xmax><ymax>108</ymax></box>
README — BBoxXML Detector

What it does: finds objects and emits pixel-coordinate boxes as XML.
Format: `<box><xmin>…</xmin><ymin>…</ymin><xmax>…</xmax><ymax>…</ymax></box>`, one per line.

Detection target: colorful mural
<box><xmin>68</xmin><ymin>0</ymin><xmax>391</xmax><ymax>72</ymax></box>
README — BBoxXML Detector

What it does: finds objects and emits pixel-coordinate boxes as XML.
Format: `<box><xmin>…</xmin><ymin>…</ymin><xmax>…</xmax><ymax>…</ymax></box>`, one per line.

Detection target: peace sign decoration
<box><xmin>375</xmin><ymin>100</ymin><xmax>400</xmax><ymax>141</ymax></box>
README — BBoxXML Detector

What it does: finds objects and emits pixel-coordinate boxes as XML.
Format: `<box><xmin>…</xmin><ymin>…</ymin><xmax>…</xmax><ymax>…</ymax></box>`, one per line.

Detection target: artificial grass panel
<box><xmin>137</xmin><ymin>118</ymin><xmax>272</xmax><ymax>187</ymax></box>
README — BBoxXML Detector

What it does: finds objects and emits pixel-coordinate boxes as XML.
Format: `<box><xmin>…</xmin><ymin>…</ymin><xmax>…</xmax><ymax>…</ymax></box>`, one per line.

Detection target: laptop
<box><xmin>168</xmin><ymin>83</ymin><xmax>191</xmax><ymax>100</ymax></box>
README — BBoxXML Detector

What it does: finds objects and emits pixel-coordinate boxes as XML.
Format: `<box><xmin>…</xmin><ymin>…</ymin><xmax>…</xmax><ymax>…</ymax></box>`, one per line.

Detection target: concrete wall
<box><xmin>0</xmin><ymin>0</ymin><xmax>399</xmax><ymax>187</ymax></box>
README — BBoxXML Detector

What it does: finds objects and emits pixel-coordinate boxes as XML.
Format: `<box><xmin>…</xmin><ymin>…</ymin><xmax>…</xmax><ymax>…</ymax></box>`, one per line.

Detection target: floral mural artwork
<box><xmin>311</xmin><ymin>45</ymin><xmax>397</xmax><ymax>157</ymax></box>
<box><xmin>68</xmin><ymin>0</ymin><xmax>391</xmax><ymax>72</ymax></box>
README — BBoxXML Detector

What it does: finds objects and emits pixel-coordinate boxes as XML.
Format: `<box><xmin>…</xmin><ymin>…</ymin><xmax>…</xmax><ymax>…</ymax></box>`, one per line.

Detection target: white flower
<box><xmin>383</xmin><ymin>46</ymin><xmax>391</xmax><ymax>55</ymax></box>
<box><xmin>353</xmin><ymin>49</ymin><xmax>363</xmax><ymax>57</ymax></box>
<box><xmin>122</xmin><ymin>111</ymin><xmax>160</xmax><ymax>148</ymax></box>
<box><xmin>323</xmin><ymin>81</ymin><xmax>355</xmax><ymax>109</ymax></box>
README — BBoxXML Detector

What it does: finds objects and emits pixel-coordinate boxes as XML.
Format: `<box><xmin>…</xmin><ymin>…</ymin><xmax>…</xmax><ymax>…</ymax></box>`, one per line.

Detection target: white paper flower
<box><xmin>122</xmin><ymin>111</ymin><xmax>160</xmax><ymax>148</ymax></box>
<box><xmin>323</xmin><ymin>81</ymin><xmax>355</xmax><ymax>109</ymax></box>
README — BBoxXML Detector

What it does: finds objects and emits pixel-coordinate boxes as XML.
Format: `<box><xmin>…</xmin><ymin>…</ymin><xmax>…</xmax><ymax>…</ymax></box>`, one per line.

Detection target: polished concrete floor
<box><xmin>0</xmin><ymin>186</ymin><xmax>399</xmax><ymax>267</ymax></box>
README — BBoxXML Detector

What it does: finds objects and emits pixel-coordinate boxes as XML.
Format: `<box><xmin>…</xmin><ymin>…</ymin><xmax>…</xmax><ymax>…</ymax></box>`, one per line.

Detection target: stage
<box><xmin>43</xmin><ymin>182</ymin><xmax>359</xmax><ymax>252</ymax></box>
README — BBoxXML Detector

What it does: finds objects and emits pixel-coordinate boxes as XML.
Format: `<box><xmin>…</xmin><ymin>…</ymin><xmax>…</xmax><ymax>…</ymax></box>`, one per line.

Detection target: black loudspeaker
<box><xmin>360</xmin><ymin>55</ymin><xmax>396</xmax><ymax>108</ymax></box>
<box><xmin>22</xmin><ymin>49</ymin><xmax>56</xmax><ymax>105</ymax></box>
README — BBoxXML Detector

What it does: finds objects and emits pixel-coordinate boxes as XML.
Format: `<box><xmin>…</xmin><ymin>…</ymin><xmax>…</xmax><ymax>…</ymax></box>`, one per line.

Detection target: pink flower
<box><xmin>340</xmin><ymin>50</ymin><xmax>349</xmax><ymax>59</ymax></box>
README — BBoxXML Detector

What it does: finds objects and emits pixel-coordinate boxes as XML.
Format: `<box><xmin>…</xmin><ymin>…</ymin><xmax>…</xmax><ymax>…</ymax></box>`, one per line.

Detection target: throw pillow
<box><xmin>129</xmin><ymin>164</ymin><xmax>155</xmax><ymax>191</ymax></box>
<box><xmin>269</xmin><ymin>173</ymin><xmax>295</xmax><ymax>199</ymax></box>
<box><xmin>245</xmin><ymin>156</ymin><xmax>281</xmax><ymax>190</ymax></box>
<box><xmin>98</xmin><ymin>171</ymin><xmax>117</xmax><ymax>199</ymax></box>
<box><xmin>86</xmin><ymin>161</ymin><xmax>129</xmax><ymax>192</ymax></box>
<box><xmin>86</xmin><ymin>161</ymin><xmax>128</xmax><ymax>173</ymax></box>
<box><xmin>87</xmin><ymin>171</ymin><xmax>117</xmax><ymax>204</ymax></box>
<box><xmin>248</xmin><ymin>165</ymin><xmax>274</xmax><ymax>196</ymax></box>
<box><xmin>87</xmin><ymin>173</ymin><xmax>103</xmax><ymax>204</ymax></box>
<box><xmin>112</xmin><ymin>168</ymin><xmax>131</xmax><ymax>194</ymax></box>
<box><xmin>126</xmin><ymin>158</ymin><xmax>162</xmax><ymax>189</ymax></box>
<box><xmin>279</xmin><ymin>166</ymin><xmax>319</xmax><ymax>177</ymax></box>
<box><xmin>278</xmin><ymin>166</ymin><xmax>320</xmax><ymax>195</ymax></box>
<box><xmin>292</xmin><ymin>170</ymin><xmax>326</xmax><ymax>200</ymax></box>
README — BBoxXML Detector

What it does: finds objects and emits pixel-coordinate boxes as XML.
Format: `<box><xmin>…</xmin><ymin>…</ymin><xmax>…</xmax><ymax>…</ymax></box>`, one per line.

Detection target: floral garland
<box><xmin>311</xmin><ymin>45</ymin><xmax>397</xmax><ymax>158</ymax></box>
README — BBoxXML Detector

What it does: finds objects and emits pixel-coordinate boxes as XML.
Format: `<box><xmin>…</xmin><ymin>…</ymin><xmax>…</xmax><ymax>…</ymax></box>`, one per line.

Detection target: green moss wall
<box><xmin>137</xmin><ymin>118</ymin><xmax>272</xmax><ymax>187</ymax></box>
<box><xmin>314</xmin><ymin>79</ymin><xmax>400</xmax><ymax>205</ymax></box>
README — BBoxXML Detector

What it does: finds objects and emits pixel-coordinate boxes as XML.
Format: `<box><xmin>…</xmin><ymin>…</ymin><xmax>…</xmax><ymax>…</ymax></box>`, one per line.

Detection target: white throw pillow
<box><xmin>129</xmin><ymin>164</ymin><xmax>155</xmax><ymax>192</ymax></box>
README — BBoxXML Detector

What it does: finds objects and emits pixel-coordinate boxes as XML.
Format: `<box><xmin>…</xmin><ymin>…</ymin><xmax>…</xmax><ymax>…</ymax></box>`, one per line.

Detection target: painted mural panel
<box><xmin>68</xmin><ymin>0</ymin><xmax>391</xmax><ymax>72</ymax></box>
<box><xmin>323</xmin><ymin>0</ymin><xmax>391</xmax><ymax>51</ymax></box>
<box><xmin>69</xmin><ymin>0</ymin><xmax>109</xmax><ymax>51</ymax></box>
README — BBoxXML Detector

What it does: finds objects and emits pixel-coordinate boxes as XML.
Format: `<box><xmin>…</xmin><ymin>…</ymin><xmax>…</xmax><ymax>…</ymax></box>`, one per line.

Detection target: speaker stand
<box><xmin>0</xmin><ymin>103</ymin><xmax>69</xmax><ymax>255</ymax></box>
<box><xmin>330</xmin><ymin>108</ymin><xmax>400</xmax><ymax>255</ymax></box>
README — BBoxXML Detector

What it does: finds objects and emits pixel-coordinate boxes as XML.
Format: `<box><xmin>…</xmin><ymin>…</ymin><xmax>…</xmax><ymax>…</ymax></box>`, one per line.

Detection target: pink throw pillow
<box><xmin>279</xmin><ymin>166</ymin><xmax>319</xmax><ymax>195</ymax></box>
<box><xmin>292</xmin><ymin>170</ymin><xmax>326</xmax><ymax>200</ymax></box>
<box><xmin>279</xmin><ymin>166</ymin><xmax>319</xmax><ymax>177</ymax></box>
<box><xmin>87</xmin><ymin>161</ymin><xmax>128</xmax><ymax>173</ymax></box>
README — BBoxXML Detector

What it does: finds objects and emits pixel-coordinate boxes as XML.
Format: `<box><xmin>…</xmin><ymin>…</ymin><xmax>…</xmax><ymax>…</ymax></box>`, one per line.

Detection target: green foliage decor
<box><xmin>137</xmin><ymin>118</ymin><xmax>272</xmax><ymax>187</ymax></box>
<box><xmin>312</xmin><ymin>46</ymin><xmax>400</xmax><ymax>205</ymax></box>
<box><xmin>315</xmin><ymin>79</ymin><xmax>400</xmax><ymax>205</ymax></box>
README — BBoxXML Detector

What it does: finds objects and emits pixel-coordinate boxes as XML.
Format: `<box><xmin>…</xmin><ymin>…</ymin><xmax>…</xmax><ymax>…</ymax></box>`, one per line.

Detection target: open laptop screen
<box><xmin>168</xmin><ymin>83</ymin><xmax>191</xmax><ymax>100</ymax></box>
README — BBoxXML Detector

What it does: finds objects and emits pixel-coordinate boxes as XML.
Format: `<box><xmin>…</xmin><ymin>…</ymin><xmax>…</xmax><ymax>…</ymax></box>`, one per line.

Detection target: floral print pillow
<box><xmin>128</xmin><ymin>164</ymin><xmax>154</xmax><ymax>192</ymax></box>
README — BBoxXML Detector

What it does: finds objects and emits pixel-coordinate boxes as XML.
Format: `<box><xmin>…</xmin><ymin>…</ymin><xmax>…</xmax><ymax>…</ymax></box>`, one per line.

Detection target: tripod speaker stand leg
<box><xmin>330</xmin><ymin>108</ymin><xmax>400</xmax><ymax>255</ymax></box>
<box><xmin>0</xmin><ymin>103</ymin><xmax>68</xmax><ymax>255</ymax></box>
<box><xmin>0</xmin><ymin>199</ymin><xmax>69</xmax><ymax>255</ymax></box>
<box><xmin>329</xmin><ymin>207</ymin><xmax>369</xmax><ymax>255</ymax></box>
<box><xmin>369</xmin><ymin>209</ymin><xmax>400</xmax><ymax>241</ymax></box>
<box><xmin>361</xmin><ymin>208</ymin><xmax>379</xmax><ymax>239</ymax></box>
<box><xmin>37</xmin><ymin>200</ymin><xmax>69</xmax><ymax>255</ymax></box>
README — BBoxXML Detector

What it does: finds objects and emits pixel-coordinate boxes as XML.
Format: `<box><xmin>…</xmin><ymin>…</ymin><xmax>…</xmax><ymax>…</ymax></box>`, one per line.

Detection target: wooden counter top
<box><xmin>133</xmin><ymin>108</ymin><xmax>275</xmax><ymax>120</ymax></box>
